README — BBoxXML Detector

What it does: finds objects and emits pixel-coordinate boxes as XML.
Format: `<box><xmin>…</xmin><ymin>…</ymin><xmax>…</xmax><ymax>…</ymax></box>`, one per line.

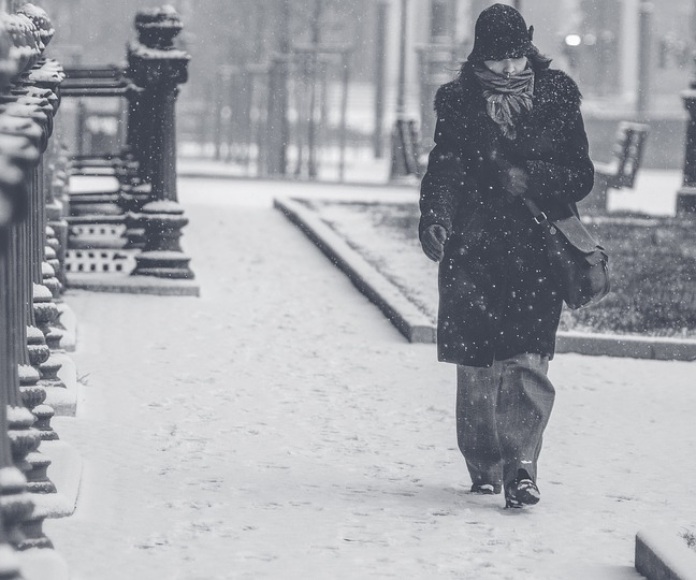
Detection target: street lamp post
<box><xmin>396</xmin><ymin>0</ymin><xmax>408</xmax><ymax>118</ymax></box>
<box><xmin>676</xmin><ymin>0</ymin><xmax>696</xmax><ymax>214</ymax></box>
<box><xmin>636</xmin><ymin>1</ymin><xmax>653</xmax><ymax>118</ymax></box>
<box><xmin>389</xmin><ymin>0</ymin><xmax>419</xmax><ymax>180</ymax></box>
<box><xmin>417</xmin><ymin>0</ymin><xmax>457</xmax><ymax>155</ymax></box>
<box><xmin>373</xmin><ymin>0</ymin><xmax>389</xmax><ymax>159</ymax></box>
<box><xmin>265</xmin><ymin>0</ymin><xmax>291</xmax><ymax>176</ymax></box>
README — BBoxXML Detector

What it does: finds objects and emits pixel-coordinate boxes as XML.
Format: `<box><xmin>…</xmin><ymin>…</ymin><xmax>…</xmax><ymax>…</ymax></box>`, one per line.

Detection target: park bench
<box><xmin>581</xmin><ymin>121</ymin><xmax>650</xmax><ymax>214</ymax></box>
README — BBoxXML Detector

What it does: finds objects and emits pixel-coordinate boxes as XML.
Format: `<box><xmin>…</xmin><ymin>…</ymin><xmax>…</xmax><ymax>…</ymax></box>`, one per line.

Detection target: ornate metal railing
<box><xmin>0</xmin><ymin>4</ymin><xmax>195</xmax><ymax>576</ymax></box>
<box><xmin>0</xmin><ymin>1</ymin><xmax>73</xmax><ymax>576</ymax></box>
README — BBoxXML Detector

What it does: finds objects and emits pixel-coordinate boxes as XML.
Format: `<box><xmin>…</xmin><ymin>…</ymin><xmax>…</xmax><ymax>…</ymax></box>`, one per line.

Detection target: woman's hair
<box><xmin>526</xmin><ymin>48</ymin><xmax>552</xmax><ymax>71</ymax></box>
<box><xmin>459</xmin><ymin>49</ymin><xmax>552</xmax><ymax>76</ymax></box>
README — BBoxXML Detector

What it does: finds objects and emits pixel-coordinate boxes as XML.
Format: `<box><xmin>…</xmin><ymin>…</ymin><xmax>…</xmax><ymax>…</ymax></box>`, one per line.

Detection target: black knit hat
<box><xmin>467</xmin><ymin>3</ymin><xmax>537</xmax><ymax>62</ymax></box>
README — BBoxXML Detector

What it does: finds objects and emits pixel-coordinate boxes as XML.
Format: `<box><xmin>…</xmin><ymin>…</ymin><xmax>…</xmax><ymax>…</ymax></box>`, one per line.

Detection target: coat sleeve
<box><xmin>522</xmin><ymin>91</ymin><xmax>595</xmax><ymax>205</ymax></box>
<box><xmin>526</xmin><ymin>110</ymin><xmax>594</xmax><ymax>203</ymax></box>
<box><xmin>419</xmin><ymin>99</ymin><xmax>476</xmax><ymax>240</ymax></box>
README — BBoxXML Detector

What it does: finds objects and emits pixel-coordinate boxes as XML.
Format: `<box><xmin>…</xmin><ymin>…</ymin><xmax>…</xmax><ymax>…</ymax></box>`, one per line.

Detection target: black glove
<box><xmin>421</xmin><ymin>224</ymin><xmax>448</xmax><ymax>262</ymax></box>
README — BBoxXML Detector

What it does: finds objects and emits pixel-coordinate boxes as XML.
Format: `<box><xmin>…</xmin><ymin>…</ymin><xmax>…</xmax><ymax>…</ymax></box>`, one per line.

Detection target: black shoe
<box><xmin>470</xmin><ymin>482</ymin><xmax>502</xmax><ymax>495</ymax></box>
<box><xmin>504</xmin><ymin>471</ymin><xmax>540</xmax><ymax>508</ymax></box>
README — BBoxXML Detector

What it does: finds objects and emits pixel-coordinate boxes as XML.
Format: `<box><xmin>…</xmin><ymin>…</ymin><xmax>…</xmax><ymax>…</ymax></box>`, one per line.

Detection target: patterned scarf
<box><xmin>474</xmin><ymin>65</ymin><xmax>535</xmax><ymax>140</ymax></box>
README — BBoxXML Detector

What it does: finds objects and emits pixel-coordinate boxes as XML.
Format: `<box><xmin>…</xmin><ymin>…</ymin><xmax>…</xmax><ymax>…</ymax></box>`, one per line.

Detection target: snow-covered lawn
<box><xmin>304</xmin><ymin>198</ymin><xmax>696</xmax><ymax>339</ymax></box>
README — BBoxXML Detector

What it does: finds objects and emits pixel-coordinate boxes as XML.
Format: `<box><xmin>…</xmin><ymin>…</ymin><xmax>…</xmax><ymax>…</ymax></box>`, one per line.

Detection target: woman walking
<box><xmin>419</xmin><ymin>3</ymin><xmax>594</xmax><ymax>508</ymax></box>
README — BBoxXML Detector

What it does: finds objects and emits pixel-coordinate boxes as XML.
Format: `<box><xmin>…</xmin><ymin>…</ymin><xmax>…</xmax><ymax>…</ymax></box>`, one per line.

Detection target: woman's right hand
<box><xmin>499</xmin><ymin>166</ymin><xmax>528</xmax><ymax>196</ymax></box>
<box><xmin>421</xmin><ymin>224</ymin><xmax>448</xmax><ymax>262</ymax></box>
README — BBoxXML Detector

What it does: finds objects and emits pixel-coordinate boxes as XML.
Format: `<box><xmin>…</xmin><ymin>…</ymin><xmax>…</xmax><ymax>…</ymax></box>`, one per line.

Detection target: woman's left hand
<box><xmin>421</xmin><ymin>224</ymin><xmax>448</xmax><ymax>262</ymax></box>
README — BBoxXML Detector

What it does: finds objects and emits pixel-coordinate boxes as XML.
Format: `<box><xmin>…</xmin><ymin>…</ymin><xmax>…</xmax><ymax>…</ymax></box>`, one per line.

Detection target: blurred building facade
<box><xmin>42</xmin><ymin>0</ymin><xmax>696</xmax><ymax>170</ymax></box>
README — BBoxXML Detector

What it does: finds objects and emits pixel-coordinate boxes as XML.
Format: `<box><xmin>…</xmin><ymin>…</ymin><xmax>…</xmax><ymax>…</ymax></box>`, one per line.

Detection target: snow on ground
<box><xmin>44</xmin><ymin>176</ymin><xmax>695</xmax><ymax>580</ymax></box>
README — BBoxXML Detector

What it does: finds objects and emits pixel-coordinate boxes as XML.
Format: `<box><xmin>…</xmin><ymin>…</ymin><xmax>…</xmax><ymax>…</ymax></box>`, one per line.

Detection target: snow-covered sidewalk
<box><xmin>44</xmin><ymin>177</ymin><xmax>695</xmax><ymax>580</ymax></box>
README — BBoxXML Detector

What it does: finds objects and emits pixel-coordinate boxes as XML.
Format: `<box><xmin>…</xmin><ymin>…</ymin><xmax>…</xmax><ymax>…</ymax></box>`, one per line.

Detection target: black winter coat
<box><xmin>419</xmin><ymin>61</ymin><xmax>594</xmax><ymax>367</ymax></box>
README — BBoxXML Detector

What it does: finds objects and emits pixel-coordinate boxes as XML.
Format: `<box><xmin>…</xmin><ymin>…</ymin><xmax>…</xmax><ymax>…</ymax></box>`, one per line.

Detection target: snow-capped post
<box><xmin>47</xmin><ymin>145</ymin><xmax>71</xmax><ymax>288</ymax></box>
<box><xmin>6</xmin><ymin>5</ymin><xmax>72</xmax><ymax>550</ymax></box>
<box><xmin>0</xmin><ymin>10</ymin><xmax>72</xmax><ymax>553</ymax></box>
<box><xmin>19</xmin><ymin>3</ymin><xmax>68</xmax><ymax>299</ymax></box>
<box><xmin>0</xmin><ymin>6</ymin><xmax>47</xmax><ymax>558</ymax></box>
<box><xmin>1</xmin><ymin>9</ymin><xmax>63</xmax><ymax>449</ymax></box>
<box><xmin>15</xmin><ymin>4</ymin><xmax>67</xmax><ymax>386</ymax></box>
<box><xmin>127</xmin><ymin>5</ymin><xmax>195</xmax><ymax>279</ymax></box>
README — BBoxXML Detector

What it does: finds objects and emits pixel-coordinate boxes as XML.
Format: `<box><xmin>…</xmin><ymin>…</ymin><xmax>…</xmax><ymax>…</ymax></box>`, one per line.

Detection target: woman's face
<box><xmin>483</xmin><ymin>56</ymin><xmax>528</xmax><ymax>77</ymax></box>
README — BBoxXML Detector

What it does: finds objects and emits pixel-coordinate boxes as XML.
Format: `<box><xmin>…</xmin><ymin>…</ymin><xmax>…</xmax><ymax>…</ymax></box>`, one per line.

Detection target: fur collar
<box><xmin>434</xmin><ymin>61</ymin><xmax>582</xmax><ymax>118</ymax></box>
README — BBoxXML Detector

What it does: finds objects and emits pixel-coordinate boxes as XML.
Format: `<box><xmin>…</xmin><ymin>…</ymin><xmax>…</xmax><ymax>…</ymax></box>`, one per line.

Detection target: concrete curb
<box><xmin>275</xmin><ymin>197</ymin><xmax>435</xmax><ymax>343</ymax></box>
<box><xmin>277</xmin><ymin>195</ymin><xmax>696</xmax><ymax>361</ymax></box>
<box><xmin>67</xmin><ymin>273</ymin><xmax>200</xmax><ymax>296</ymax></box>
<box><xmin>177</xmin><ymin>167</ymin><xmax>419</xmax><ymax>190</ymax></box>
<box><xmin>556</xmin><ymin>331</ymin><xmax>696</xmax><ymax>361</ymax></box>
<box><xmin>636</xmin><ymin>527</ymin><xmax>696</xmax><ymax>580</ymax></box>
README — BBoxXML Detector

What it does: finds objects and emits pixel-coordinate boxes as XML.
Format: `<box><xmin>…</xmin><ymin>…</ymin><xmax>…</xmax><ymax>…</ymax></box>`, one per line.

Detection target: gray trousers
<box><xmin>456</xmin><ymin>353</ymin><xmax>555</xmax><ymax>490</ymax></box>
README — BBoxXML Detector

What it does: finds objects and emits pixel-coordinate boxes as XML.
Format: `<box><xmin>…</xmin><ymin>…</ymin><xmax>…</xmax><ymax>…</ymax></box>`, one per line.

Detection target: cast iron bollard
<box><xmin>0</xmin><ymin>3</ymin><xmax>70</xmax><ymax>551</ymax></box>
<box><xmin>127</xmin><ymin>6</ymin><xmax>194</xmax><ymax>279</ymax></box>
<box><xmin>3</xmin><ymin>5</ymin><xmax>63</xmax><ymax>445</ymax></box>
<box><xmin>45</xmin><ymin>143</ymin><xmax>71</xmax><ymax>289</ymax></box>
<box><xmin>20</xmin><ymin>7</ymin><xmax>68</xmax><ymax>299</ymax></box>
<box><xmin>0</xmin><ymin>6</ymin><xmax>48</xmax><ymax>563</ymax></box>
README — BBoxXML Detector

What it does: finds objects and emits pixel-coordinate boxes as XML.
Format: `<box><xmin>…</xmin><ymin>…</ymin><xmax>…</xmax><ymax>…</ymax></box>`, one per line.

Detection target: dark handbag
<box><xmin>520</xmin><ymin>197</ymin><xmax>611</xmax><ymax>310</ymax></box>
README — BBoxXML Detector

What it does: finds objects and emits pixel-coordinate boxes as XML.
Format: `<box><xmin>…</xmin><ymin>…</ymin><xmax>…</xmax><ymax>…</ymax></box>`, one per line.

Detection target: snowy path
<box><xmin>45</xmin><ymin>178</ymin><xmax>695</xmax><ymax>580</ymax></box>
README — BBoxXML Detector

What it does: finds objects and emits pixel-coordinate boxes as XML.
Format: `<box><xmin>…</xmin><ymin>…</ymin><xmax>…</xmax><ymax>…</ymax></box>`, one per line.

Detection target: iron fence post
<box><xmin>128</xmin><ymin>6</ymin><xmax>194</xmax><ymax>280</ymax></box>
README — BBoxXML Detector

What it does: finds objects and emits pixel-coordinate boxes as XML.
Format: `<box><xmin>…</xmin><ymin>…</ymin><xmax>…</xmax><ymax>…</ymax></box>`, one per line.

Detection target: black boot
<box><xmin>470</xmin><ymin>482</ymin><xmax>502</xmax><ymax>495</ymax></box>
<box><xmin>504</xmin><ymin>469</ymin><xmax>540</xmax><ymax>508</ymax></box>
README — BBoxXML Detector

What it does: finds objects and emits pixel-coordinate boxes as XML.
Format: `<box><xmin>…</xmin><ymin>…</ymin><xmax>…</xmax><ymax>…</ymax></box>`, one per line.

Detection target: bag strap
<box><xmin>520</xmin><ymin>195</ymin><xmax>602</xmax><ymax>253</ymax></box>
<box><xmin>518</xmin><ymin>195</ymin><xmax>549</xmax><ymax>225</ymax></box>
